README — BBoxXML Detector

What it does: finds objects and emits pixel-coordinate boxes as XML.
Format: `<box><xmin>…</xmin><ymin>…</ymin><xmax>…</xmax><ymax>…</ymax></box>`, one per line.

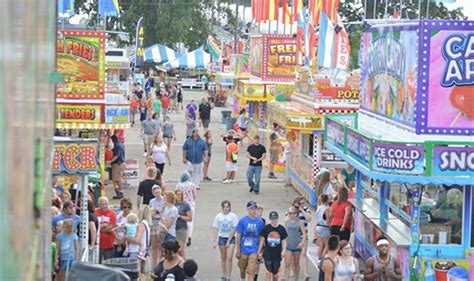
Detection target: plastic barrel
<box><xmin>447</xmin><ymin>266</ymin><xmax>469</xmax><ymax>281</ymax></box>
<box><xmin>103</xmin><ymin>257</ymin><xmax>140</xmax><ymax>280</ymax></box>
<box><xmin>221</xmin><ymin>110</ymin><xmax>232</xmax><ymax>125</ymax></box>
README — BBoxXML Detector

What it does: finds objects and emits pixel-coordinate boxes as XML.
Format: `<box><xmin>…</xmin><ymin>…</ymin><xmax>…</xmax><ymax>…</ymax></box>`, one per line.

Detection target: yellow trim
<box><xmin>234</xmin><ymin>92</ymin><xmax>274</xmax><ymax>102</ymax></box>
<box><xmin>268</xmin><ymin>102</ymin><xmax>324</xmax><ymax>132</ymax></box>
<box><xmin>56</xmin><ymin>122</ymin><xmax>131</xmax><ymax>130</ymax></box>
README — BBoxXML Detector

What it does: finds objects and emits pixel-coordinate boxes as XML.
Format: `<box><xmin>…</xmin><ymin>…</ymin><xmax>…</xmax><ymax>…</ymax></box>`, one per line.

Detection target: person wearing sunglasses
<box><xmin>114</xmin><ymin>198</ymin><xmax>133</xmax><ymax>257</ymax></box>
<box><xmin>284</xmin><ymin>206</ymin><xmax>307</xmax><ymax>281</ymax></box>
<box><xmin>334</xmin><ymin>241</ymin><xmax>360</xmax><ymax>281</ymax></box>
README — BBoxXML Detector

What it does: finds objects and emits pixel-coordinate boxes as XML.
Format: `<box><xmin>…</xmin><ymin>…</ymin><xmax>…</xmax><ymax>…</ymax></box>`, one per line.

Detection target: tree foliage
<box><xmin>74</xmin><ymin>0</ymin><xmax>237</xmax><ymax>50</ymax></box>
<box><xmin>339</xmin><ymin>0</ymin><xmax>466</xmax><ymax>69</ymax></box>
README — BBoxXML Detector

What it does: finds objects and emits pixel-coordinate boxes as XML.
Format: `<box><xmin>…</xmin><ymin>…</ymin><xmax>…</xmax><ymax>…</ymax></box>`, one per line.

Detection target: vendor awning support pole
<box><xmin>418</xmin><ymin>0</ymin><xmax>422</xmax><ymax>19</ymax></box>
<box><xmin>78</xmin><ymin>175</ymin><xmax>90</xmax><ymax>262</ymax></box>
<box><xmin>234</xmin><ymin>0</ymin><xmax>240</xmax><ymax>53</ymax></box>
<box><xmin>373</xmin><ymin>0</ymin><xmax>377</xmax><ymax>19</ymax></box>
<box><xmin>426</xmin><ymin>0</ymin><xmax>430</xmax><ymax>19</ymax></box>
<box><xmin>312</xmin><ymin>134</ymin><xmax>322</xmax><ymax>186</ymax></box>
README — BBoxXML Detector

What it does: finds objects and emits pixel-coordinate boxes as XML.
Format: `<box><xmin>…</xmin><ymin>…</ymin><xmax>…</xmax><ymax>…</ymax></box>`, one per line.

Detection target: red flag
<box><xmin>293</xmin><ymin>0</ymin><xmax>302</xmax><ymax>21</ymax></box>
<box><xmin>324</xmin><ymin>0</ymin><xmax>340</xmax><ymax>22</ymax></box>
<box><xmin>268</xmin><ymin>0</ymin><xmax>279</xmax><ymax>20</ymax></box>
<box><xmin>281</xmin><ymin>0</ymin><xmax>292</xmax><ymax>24</ymax></box>
<box><xmin>252</xmin><ymin>0</ymin><xmax>256</xmax><ymax>20</ymax></box>
<box><xmin>309</xmin><ymin>0</ymin><xmax>323</xmax><ymax>25</ymax></box>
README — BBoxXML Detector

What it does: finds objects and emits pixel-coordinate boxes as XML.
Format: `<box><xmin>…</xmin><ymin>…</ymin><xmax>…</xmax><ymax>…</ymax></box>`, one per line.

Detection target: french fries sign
<box><xmin>56</xmin><ymin>30</ymin><xmax>106</xmax><ymax>99</ymax></box>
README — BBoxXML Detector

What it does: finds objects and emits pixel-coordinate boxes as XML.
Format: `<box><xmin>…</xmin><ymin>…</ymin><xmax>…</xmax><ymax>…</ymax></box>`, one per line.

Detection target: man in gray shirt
<box><xmin>141</xmin><ymin>113</ymin><xmax>157</xmax><ymax>157</ymax></box>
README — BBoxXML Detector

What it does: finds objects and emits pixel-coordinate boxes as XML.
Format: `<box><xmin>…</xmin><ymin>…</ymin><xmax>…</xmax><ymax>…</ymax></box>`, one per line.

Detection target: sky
<box><xmin>444</xmin><ymin>0</ymin><xmax>473</xmax><ymax>19</ymax></box>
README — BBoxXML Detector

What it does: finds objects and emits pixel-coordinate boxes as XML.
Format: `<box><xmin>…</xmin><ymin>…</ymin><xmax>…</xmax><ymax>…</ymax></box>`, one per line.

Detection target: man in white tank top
<box><xmin>364</xmin><ymin>236</ymin><xmax>402</xmax><ymax>280</ymax></box>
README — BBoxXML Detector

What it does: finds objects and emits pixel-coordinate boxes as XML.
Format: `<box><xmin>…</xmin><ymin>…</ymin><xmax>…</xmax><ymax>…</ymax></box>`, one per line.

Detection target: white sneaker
<box><xmin>143</xmin><ymin>152</ymin><xmax>147</xmax><ymax>157</ymax></box>
<box><xmin>222</xmin><ymin>179</ymin><xmax>231</xmax><ymax>184</ymax></box>
<box><xmin>230</xmin><ymin>179</ymin><xmax>235</xmax><ymax>183</ymax></box>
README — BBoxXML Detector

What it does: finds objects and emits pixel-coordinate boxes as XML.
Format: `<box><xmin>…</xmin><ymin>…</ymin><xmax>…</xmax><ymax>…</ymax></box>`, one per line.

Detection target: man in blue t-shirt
<box><xmin>236</xmin><ymin>201</ymin><xmax>265</xmax><ymax>281</ymax></box>
<box><xmin>52</xmin><ymin>201</ymin><xmax>81</xmax><ymax>232</ymax></box>
<box><xmin>107</xmin><ymin>135</ymin><xmax>126</xmax><ymax>199</ymax></box>
<box><xmin>182</xmin><ymin>129</ymin><xmax>208</xmax><ymax>188</ymax></box>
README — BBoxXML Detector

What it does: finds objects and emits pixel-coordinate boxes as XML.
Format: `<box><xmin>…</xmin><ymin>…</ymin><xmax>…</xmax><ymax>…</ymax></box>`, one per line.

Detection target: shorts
<box><xmin>226</xmin><ymin>162</ymin><xmax>238</xmax><ymax>172</ymax></box>
<box><xmin>163</xmin><ymin>134</ymin><xmax>172</xmax><ymax>140</ymax></box>
<box><xmin>316</xmin><ymin>225</ymin><xmax>330</xmax><ymax>238</ymax></box>
<box><xmin>175</xmin><ymin>228</ymin><xmax>188</xmax><ymax>243</ymax></box>
<box><xmin>165</xmin><ymin>233</ymin><xmax>176</xmax><ymax>241</ymax></box>
<box><xmin>286</xmin><ymin>247</ymin><xmax>302</xmax><ymax>253</ymax></box>
<box><xmin>270</xmin><ymin>150</ymin><xmax>279</xmax><ymax>164</ymax></box>
<box><xmin>150</xmin><ymin>224</ymin><xmax>160</xmax><ymax>236</ymax></box>
<box><xmin>201</xmin><ymin>119</ymin><xmax>210</xmax><ymax>129</ymax></box>
<box><xmin>238</xmin><ymin>253</ymin><xmax>259</xmax><ymax>276</ymax></box>
<box><xmin>218</xmin><ymin>236</ymin><xmax>236</xmax><ymax>246</ymax></box>
<box><xmin>111</xmin><ymin>163</ymin><xmax>124</xmax><ymax>182</ymax></box>
<box><xmin>330</xmin><ymin>226</ymin><xmax>351</xmax><ymax>241</ymax></box>
<box><xmin>143</xmin><ymin>134</ymin><xmax>155</xmax><ymax>146</ymax></box>
<box><xmin>60</xmin><ymin>259</ymin><xmax>75</xmax><ymax>272</ymax></box>
<box><xmin>264</xmin><ymin>259</ymin><xmax>281</xmax><ymax>275</ymax></box>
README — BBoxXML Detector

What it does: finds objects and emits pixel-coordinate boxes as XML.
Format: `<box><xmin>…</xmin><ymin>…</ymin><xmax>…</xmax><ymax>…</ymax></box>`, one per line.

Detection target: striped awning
<box><xmin>56</xmin><ymin>123</ymin><xmax>131</xmax><ymax>130</ymax></box>
<box><xmin>163</xmin><ymin>48</ymin><xmax>211</xmax><ymax>69</ymax></box>
<box><xmin>143</xmin><ymin>44</ymin><xmax>178</xmax><ymax>64</ymax></box>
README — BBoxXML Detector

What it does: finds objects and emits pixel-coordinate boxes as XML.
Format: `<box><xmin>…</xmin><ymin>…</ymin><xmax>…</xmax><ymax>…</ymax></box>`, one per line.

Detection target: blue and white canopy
<box><xmin>163</xmin><ymin>48</ymin><xmax>211</xmax><ymax>69</ymax></box>
<box><xmin>143</xmin><ymin>44</ymin><xmax>178</xmax><ymax>64</ymax></box>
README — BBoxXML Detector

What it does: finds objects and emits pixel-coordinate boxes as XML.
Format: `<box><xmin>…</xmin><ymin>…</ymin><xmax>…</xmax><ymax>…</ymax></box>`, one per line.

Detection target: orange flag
<box><xmin>293</xmin><ymin>0</ymin><xmax>303</xmax><ymax>21</ymax></box>
<box><xmin>310</xmin><ymin>0</ymin><xmax>323</xmax><ymax>25</ymax></box>
<box><xmin>281</xmin><ymin>0</ymin><xmax>292</xmax><ymax>24</ymax></box>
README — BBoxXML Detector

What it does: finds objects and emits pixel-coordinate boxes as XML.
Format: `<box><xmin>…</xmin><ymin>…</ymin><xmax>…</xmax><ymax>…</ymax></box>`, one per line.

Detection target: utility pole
<box><xmin>234</xmin><ymin>0</ymin><xmax>240</xmax><ymax>53</ymax></box>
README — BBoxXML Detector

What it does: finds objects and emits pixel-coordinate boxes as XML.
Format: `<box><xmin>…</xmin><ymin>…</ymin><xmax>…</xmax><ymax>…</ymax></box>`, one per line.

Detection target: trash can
<box><xmin>103</xmin><ymin>257</ymin><xmax>140</xmax><ymax>280</ymax></box>
<box><xmin>226</xmin><ymin>117</ymin><xmax>237</xmax><ymax>131</ymax></box>
<box><xmin>221</xmin><ymin>110</ymin><xmax>232</xmax><ymax>125</ymax></box>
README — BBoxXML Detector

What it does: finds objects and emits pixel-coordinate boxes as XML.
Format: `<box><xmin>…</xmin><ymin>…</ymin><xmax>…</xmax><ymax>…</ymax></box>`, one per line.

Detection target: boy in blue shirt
<box><xmin>235</xmin><ymin>201</ymin><xmax>265</xmax><ymax>281</ymax></box>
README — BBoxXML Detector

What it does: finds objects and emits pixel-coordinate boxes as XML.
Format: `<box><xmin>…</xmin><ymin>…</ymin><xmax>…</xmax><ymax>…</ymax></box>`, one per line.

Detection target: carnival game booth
<box><xmin>56</xmin><ymin>30</ymin><xmax>132</xmax><ymax>195</ymax></box>
<box><xmin>324</xmin><ymin>20</ymin><xmax>474</xmax><ymax>279</ymax></box>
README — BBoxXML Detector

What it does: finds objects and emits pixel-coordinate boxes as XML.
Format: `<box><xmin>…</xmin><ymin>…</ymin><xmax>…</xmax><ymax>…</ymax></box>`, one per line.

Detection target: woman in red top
<box><xmin>328</xmin><ymin>187</ymin><xmax>353</xmax><ymax>242</ymax></box>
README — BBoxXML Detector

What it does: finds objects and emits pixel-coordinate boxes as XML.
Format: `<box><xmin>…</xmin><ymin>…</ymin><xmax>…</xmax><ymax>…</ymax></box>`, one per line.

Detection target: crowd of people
<box><xmin>49</xmin><ymin>81</ymin><xmax>404</xmax><ymax>281</ymax></box>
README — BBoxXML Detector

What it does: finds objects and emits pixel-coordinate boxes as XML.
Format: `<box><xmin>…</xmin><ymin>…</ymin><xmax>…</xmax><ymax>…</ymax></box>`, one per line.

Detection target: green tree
<box><xmin>339</xmin><ymin>0</ymin><xmax>466</xmax><ymax>69</ymax></box>
<box><xmin>74</xmin><ymin>0</ymin><xmax>236</xmax><ymax>50</ymax></box>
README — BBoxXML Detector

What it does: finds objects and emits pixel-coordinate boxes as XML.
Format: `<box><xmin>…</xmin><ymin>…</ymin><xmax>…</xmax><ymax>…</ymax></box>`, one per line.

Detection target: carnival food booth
<box><xmin>267</xmin><ymin>67</ymin><xmax>359</xmax><ymax>205</ymax></box>
<box><xmin>234</xmin><ymin>34</ymin><xmax>297</xmax><ymax>143</ymax></box>
<box><xmin>105</xmin><ymin>47</ymin><xmax>131</xmax><ymax>97</ymax></box>
<box><xmin>56</xmin><ymin>30</ymin><xmax>131</xmax><ymax>195</ymax></box>
<box><xmin>324</xmin><ymin>20</ymin><xmax>473</xmax><ymax>279</ymax></box>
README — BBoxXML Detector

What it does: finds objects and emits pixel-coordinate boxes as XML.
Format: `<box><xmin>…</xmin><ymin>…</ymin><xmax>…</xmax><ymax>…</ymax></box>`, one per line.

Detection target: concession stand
<box><xmin>267</xmin><ymin>67</ymin><xmax>359</xmax><ymax>205</ymax></box>
<box><xmin>324</xmin><ymin>20</ymin><xmax>474</xmax><ymax>279</ymax></box>
<box><xmin>55</xmin><ymin>30</ymin><xmax>131</xmax><ymax>195</ymax></box>
<box><xmin>234</xmin><ymin>34</ymin><xmax>297</xmax><ymax>146</ymax></box>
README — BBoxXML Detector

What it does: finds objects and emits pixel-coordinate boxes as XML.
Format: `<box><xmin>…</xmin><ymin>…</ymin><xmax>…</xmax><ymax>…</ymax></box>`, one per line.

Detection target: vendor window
<box><xmin>419</xmin><ymin>185</ymin><xmax>463</xmax><ymax>245</ymax></box>
<box><xmin>360</xmin><ymin>174</ymin><xmax>381</xmax><ymax>204</ymax></box>
<box><xmin>386</xmin><ymin>182</ymin><xmax>412</xmax><ymax>223</ymax></box>
<box><xmin>302</xmin><ymin>134</ymin><xmax>314</xmax><ymax>159</ymax></box>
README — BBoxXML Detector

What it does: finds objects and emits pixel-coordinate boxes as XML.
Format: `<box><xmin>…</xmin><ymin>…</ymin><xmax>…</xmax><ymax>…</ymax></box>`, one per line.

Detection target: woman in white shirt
<box><xmin>334</xmin><ymin>241</ymin><xmax>360</xmax><ymax>281</ymax></box>
<box><xmin>150</xmin><ymin>135</ymin><xmax>171</xmax><ymax>175</ymax></box>
<box><xmin>212</xmin><ymin>200</ymin><xmax>239</xmax><ymax>281</ymax></box>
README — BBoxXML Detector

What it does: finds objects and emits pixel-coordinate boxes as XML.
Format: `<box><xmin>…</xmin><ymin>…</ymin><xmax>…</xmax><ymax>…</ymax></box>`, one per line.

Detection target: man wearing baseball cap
<box><xmin>235</xmin><ymin>201</ymin><xmax>265</xmax><ymax>281</ymax></box>
<box><xmin>258</xmin><ymin>211</ymin><xmax>287</xmax><ymax>281</ymax></box>
<box><xmin>52</xmin><ymin>201</ymin><xmax>81</xmax><ymax>232</ymax></box>
<box><xmin>364</xmin><ymin>236</ymin><xmax>402</xmax><ymax>280</ymax></box>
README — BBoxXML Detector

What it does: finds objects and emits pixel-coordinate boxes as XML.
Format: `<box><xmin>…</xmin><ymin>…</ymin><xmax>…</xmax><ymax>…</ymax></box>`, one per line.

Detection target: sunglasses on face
<box><xmin>122</xmin><ymin>206</ymin><xmax>132</xmax><ymax>209</ymax></box>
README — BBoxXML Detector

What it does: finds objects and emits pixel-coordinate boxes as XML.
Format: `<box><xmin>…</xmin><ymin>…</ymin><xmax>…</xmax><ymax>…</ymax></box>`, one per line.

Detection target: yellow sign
<box><xmin>56</xmin><ymin>104</ymin><xmax>102</xmax><ymax>124</ymax></box>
